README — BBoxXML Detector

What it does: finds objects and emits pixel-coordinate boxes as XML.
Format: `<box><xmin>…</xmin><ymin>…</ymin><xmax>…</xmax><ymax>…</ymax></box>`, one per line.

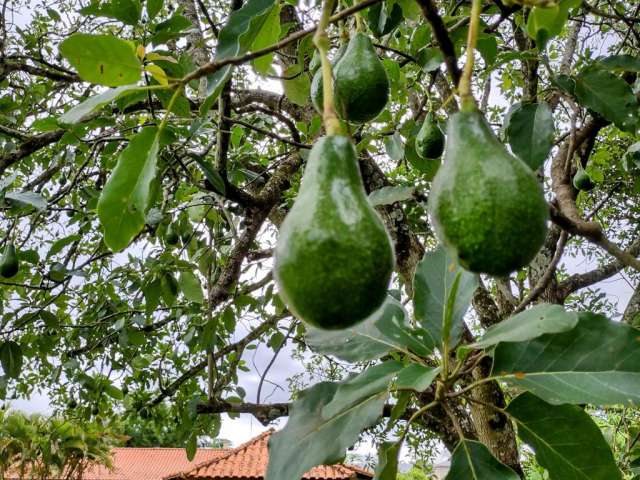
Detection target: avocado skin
<box><xmin>310</xmin><ymin>45</ymin><xmax>347</xmax><ymax>115</ymax></box>
<box><xmin>333</xmin><ymin>33</ymin><xmax>389</xmax><ymax>123</ymax></box>
<box><xmin>0</xmin><ymin>243</ymin><xmax>19</xmax><ymax>278</ymax></box>
<box><xmin>573</xmin><ymin>168</ymin><xmax>594</xmax><ymax>191</ymax></box>
<box><xmin>274</xmin><ymin>135</ymin><xmax>394</xmax><ymax>329</ymax></box>
<box><xmin>415</xmin><ymin>113</ymin><xmax>445</xmax><ymax>159</ymax></box>
<box><xmin>428</xmin><ymin>110</ymin><xmax>548</xmax><ymax>276</ymax></box>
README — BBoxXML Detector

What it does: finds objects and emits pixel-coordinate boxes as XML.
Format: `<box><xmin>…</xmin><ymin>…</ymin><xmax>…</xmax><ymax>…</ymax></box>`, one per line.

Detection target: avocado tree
<box><xmin>0</xmin><ymin>0</ymin><xmax>639</xmax><ymax>478</ymax></box>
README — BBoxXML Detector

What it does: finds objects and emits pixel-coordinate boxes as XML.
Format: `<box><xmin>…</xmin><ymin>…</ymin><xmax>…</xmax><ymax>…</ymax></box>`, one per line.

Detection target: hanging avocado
<box><xmin>0</xmin><ymin>243</ymin><xmax>19</xmax><ymax>278</ymax></box>
<box><xmin>310</xmin><ymin>44</ymin><xmax>348</xmax><ymax>115</ymax></box>
<box><xmin>165</xmin><ymin>223</ymin><xmax>179</xmax><ymax>245</ymax></box>
<box><xmin>333</xmin><ymin>33</ymin><xmax>389</xmax><ymax>123</ymax></box>
<box><xmin>428</xmin><ymin>110</ymin><xmax>548</xmax><ymax>276</ymax></box>
<box><xmin>415</xmin><ymin>112</ymin><xmax>445</xmax><ymax>159</ymax></box>
<box><xmin>573</xmin><ymin>166</ymin><xmax>595</xmax><ymax>191</ymax></box>
<box><xmin>274</xmin><ymin>135</ymin><xmax>394</xmax><ymax>329</ymax></box>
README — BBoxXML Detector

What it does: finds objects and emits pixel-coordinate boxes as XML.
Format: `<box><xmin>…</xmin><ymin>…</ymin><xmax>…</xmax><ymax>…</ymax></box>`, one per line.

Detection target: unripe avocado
<box><xmin>415</xmin><ymin>113</ymin><xmax>445</xmax><ymax>159</ymax></box>
<box><xmin>0</xmin><ymin>243</ymin><xmax>19</xmax><ymax>278</ymax></box>
<box><xmin>429</xmin><ymin>110</ymin><xmax>548</xmax><ymax>276</ymax></box>
<box><xmin>274</xmin><ymin>135</ymin><xmax>394</xmax><ymax>329</ymax></box>
<box><xmin>573</xmin><ymin>168</ymin><xmax>594</xmax><ymax>191</ymax></box>
<box><xmin>333</xmin><ymin>33</ymin><xmax>389</xmax><ymax>123</ymax></box>
<box><xmin>165</xmin><ymin>223</ymin><xmax>179</xmax><ymax>245</ymax></box>
<box><xmin>310</xmin><ymin>44</ymin><xmax>347</xmax><ymax>115</ymax></box>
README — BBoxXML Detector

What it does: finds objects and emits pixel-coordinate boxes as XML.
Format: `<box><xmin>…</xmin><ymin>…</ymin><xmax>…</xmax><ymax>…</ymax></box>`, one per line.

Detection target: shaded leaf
<box><xmin>97</xmin><ymin>127</ymin><xmax>160</xmax><ymax>251</ymax></box>
<box><xmin>251</xmin><ymin>4</ymin><xmax>281</xmax><ymax>74</ymax></box>
<box><xmin>395</xmin><ymin>364</ymin><xmax>439</xmax><ymax>392</ymax></box>
<box><xmin>180</xmin><ymin>271</ymin><xmax>204</xmax><ymax>304</ymax></box>
<box><xmin>59</xmin><ymin>34</ymin><xmax>141</xmax><ymax>86</ymax></box>
<box><xmin>504</xmin><ymin>102</ymin><xmax>554</xmax><ymax>170</ymax></box>
<box><xmin>60</xmin><ymin>85</ymin><xmax>139</xmax><ymax>124</ymax></box>
<box><xmin>506</xmin><ymin>392</ymin><xmax>622</xmax><ymax>480</ymax></box>
<box><xmin>306</xmin><ymin>296</ymin><xmax>432</xmax><ymax>362</ymax></box>
<box><xmin>4</xmin><ymin>191</ymin><xmax>47</xmax><ymax>210</ymax></box>
<box><xmin>598</xmin><ymin>54</ymin><xmax>640</xmax><ymax>72</ymax></box>
<box><xmin>266</xmin><ymin>382</ymin><xmax>386</xmax><ymax>480</ymax></box>
<box><xmin>446</xmin><ymin>440</ymin><xmax>519</xmax><ymax>479</ymax></box>
<box><xmin>0</xmin><ymin>341</ymin><xmax>23</xmax><ymax>379</ymax></box>
<box><xmin>282</xmin><ymin>64</ymin><xmax>309</xmax><ymax>106</ymax></box>
<box><xmin>374</xmin><ymin>441</ymin><xmax>401</xmax><ymax>480</ymax></box>
<box><xmin>493</xmin><ymin>312</ymin><xmax>640</xmax><ymax>406</ymax></box>
<box><xmin>368</xmin><ymin>185</ymin><xmax>414</xmax><ymax>206</ymax></box>
<box><xmin>413</xmin><ymin>246</ymin><xmax>479</xmax><ymax>351</ymax></box>
<box><xmin>471</xmin><ymin>304</ymin><xmax>579</xmax><ymax>349</ymax></box>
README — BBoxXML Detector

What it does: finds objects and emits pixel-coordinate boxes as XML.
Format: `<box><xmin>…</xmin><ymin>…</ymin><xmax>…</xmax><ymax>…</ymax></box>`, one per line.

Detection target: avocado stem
<box><xmin>314</xmin><ymin>0</ymin><xmax>342</xmax><ymax>135</ymax></box>
<box><xmin>458</xmin><ymin>0</ymin><xmax>482</xmax><ymax>111</ymax></box>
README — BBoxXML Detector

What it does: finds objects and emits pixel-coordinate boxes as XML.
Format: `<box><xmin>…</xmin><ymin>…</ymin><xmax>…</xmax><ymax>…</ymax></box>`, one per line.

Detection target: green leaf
<box><xmin>193</xmin><ymin>157</ymin><xmax>226</xmax><ymax>195</ymax></box>
<box><xmin>323</xmin><ymin>361</ymin><xmax>403</xmax><ymax>418</ymax></box>
<box><xmin>506</xmin><ymin>392</ymin><xmax>622</xmax><ymax>480</ymax></box>
<box><xmin>374</xmin><ymin>441</ymin><xmax>401</xmax><ymax>480</ymax></box>
<box><xmin>151</xmin><ymin>14</ymin><xmax>192</xmax><ymax>45</ymax></box>
<box><xmin>60</xmin><ymin>85</ymin><xmax>140</xmax><ymax>124</ymax></box>
<box><xmin>413</xmin><ymin>246</ymin><xmax>479</xmax><ymax>351</ymax></box>
<box><xmin>266</xmin><ymin>382</ymin><xmax>386</xmax><ymax>480</ymax></box>
<box><xmin>59</xmin><ymin>34</ymin><xmax>142</xmax><ymax>86</ymax></box>
<box><xmin>180</xmin><ymin>271</ymin><xmax>204</xmax><ymax>304</ymax></box>
<box><xmin>526</xmin><ymin>0</ymin><xmax>580</xmax><ymax>49</ymax></box>
<box><xmin>471</xmin><ymin>304</ymin><xmax>579</xmax><ymax>349</ymax></box>
<box><xmin>395</xmin><ymin>364</ymin><xmax>439</xmax><ymax>392</ymax></box>
<box><xmin>368</xmin><ymin>185</ymin><xmax>415</xmax><ymax>206</ymax></box>
<box><xmin>282</xmin><ymin>64</ymin><xmax>309</xmax><ymax>107</ymax></box>
<box><xmin>109</xmin><ymin>0</ymin><xmax>142</xmax><ymax>25</ymax></box>
<box><xmin>493</xmin><ymin>312</ymin><xmax>640</xmax><ymax>406</ymax></box>
<box><xmin>446</xmin><ymin>440</ymin><xmax>519</xmax><ymax>479</ymax></box>
<box><xmin>306</xmin><ymin>296</ymin><xmax>432</xmax><ymax>362</ymax></box>
<box><xmin>417</xmin><ymin>47</ymin><xmax>444</xmax><ymax>72</ymax></box>
<box><xmin>367</xmin><ymin>1</ymin><xmax>403</xmax><ymax>37</ymax></box>
<box><xmin>383</xmin><ymin>132</ymin><xmax>404</xmax><ymax>161</ymax></box>
<box><xmin>201</xmin><ymin>0</ymin><xmax>276</xmax><ymax>113</ymax></box>
<box><xmin>97</xmin><ymin>127</ymin><xmax>160</xmax><ymax>251</ymax></box>
<box><xmin>251</xmin><ymin>4</ymin><xmax>281</xmax><ymax>74</ymax></box>
<box><xmin>504</xmin><ymin>102</ymin><xmax>554</xmax><ymax>170</ymax></box>
<box><xmin>598</xmin><ymin>54</ymin><xmax>640</xmax><ymax>72</ymax></box>
<box><xmin>48</xmin><ymin>235</ymin><xmax>81</xmax><ymax>259</ymax></box>
<box><xmin>147</xmin><ymin>0</ymin><xmax>164</xmax><ymax>19</ymax></box>
<box><xmin>0</xmin><ymin>341</ymin><xmax>23</xmax><ymax>379</ymax></box>
<box><xmin>574</xmin><ymin>67</ymin><xmax>638</xmax><ymax>132</ymax></box>
<box><xmin>4</xmin><ymin>191</ymin><xmax>47</xmax><ymax>210</ymax></box>
<box><xmin>186</xmin><ymin>433</ymin><xmax>198</xmax><ymax>461</ymax></box>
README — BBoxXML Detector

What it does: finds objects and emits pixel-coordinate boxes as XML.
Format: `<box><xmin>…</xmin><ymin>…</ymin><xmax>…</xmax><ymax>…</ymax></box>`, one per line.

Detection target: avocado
<box><xmin>573</xmin><ymin>167</ymin><xmax>594</xmax><ymax>191</ymax></box>
<box><xmin>333</xmin><ymin>33</ymin><xmax>389</xmax><ymax>123</ymax></box>
<box><xmin>415</xmin><ymin>112</ymin><xmax>445</xmax><ymax>159</ymax></box>
<box><xmin>310</xmin><ymin>44</ymin><xmax>348</xmax><ymax>115</ymax></box>
<box><xmin>0</xmin><ymin>243</ymin><xmax>19</xmax><ymax>278</ymax></box>
<box><xmin>274</xmin><ymin>135</ymin><xmax>394</xmax><ymax>329</ymax></box>
<box><xmin>428</xmin><ymin>110</ymin><xmax>548</xmax><ymax>276</ymax></box>
<box><xmin>165</xmin><ymin>223</ymin><xmax>179</xmax><ymax>245</ymax></box>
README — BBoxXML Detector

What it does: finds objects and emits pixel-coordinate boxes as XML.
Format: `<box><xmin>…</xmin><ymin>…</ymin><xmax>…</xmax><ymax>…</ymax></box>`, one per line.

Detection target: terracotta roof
<box><xmin>164</xmin><ymin>430</ymin><xmax>373</xmax><ymax>480</ymax></box>
<box><xmin>6</xmin><ymin>447</ymin><xmax>227</xmax><ymax>480</ymax></box>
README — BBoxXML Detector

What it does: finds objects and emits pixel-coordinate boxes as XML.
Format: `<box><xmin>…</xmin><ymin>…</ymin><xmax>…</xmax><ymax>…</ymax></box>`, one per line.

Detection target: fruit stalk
<box><xmin>313</xmin><ymin>0</ymin><xmax>341</xmax><ymax>135</ymax></box>
<box><xmin>458</xmin><ymin>0</ymin><xmax>482</xmax><ymax>111</ymax></box>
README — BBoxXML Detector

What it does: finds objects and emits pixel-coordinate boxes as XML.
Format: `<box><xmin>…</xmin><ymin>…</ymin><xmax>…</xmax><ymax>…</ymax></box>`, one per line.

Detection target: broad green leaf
<box><xmin>323</xmin><ymin>361</ymin><xmax>403</xmax><ymax>418</ymax></box>
<box><xmin>368</xmin><ymin>185</ymin><xmax>415</xmax><ymax>206</ymax></box>
<box><xmin>251</xmin><ymin>4</ymin><xmax>281</xmax><ymax>74</ymax></box>
<box><xmin>471</xmin><ymin>304</ymin><xmax>578</xmax><ymax>349</ymax></box>
<box><xmin>383</xmin><ymin>132</ymin><xmax>404</xmax><ymax>161</ymax></box>
<box><xmin>282</xmin><ymin>64</ymin><xmax>309</xmax><ymax>107</ymax></box>
<box><xmin>147</xmin><ymin>0</ymin><xmax>164</xmax><ymax>19</ymax></box>
<box><xmin>48</xmin><ymin>235</ymin><xmax>81</xmax><ymax>258</ymax></box>
<box><xmin>186</xmin><ymin>433</ymin><xmax>198</xmax><ymax>461</ymax></box>
<box><xmin>367</xmin><ymin>1</ymin><xmax>403</xmax><ymax>37</ymax></box>
<box><xmin>266</xmin><ymin>382</ymin><xmax>386</xmax><ymax>480</ymax></box>
<box><xmin>493</xmin><ymin>312</ymin><xmax>640</xmax><ymax>406</ymax></box>
<box><xmin>0</xmin><ymin>341</ymin><xmax>23</xmax><ymax>379</ymax></box>
<box><xmin>151</xmin><ymin>14</ymin><xmax>192</xmax><ymax>45</ymax></box>
<box><xmin>97</xmin><ymin>127</ymin><xmax>160</xmax><ymax>251</ymax></box>
<box><xmin>306</xmin><ymin>296</ymin><xmax>432</xmax><ymax>362</ymax></box>
<box><xmin>417</xmin><ymin>47</ymin><xmax>444</xmax><ymax>72</ymax></box>
<box><xmin>504</xmin><ymin>102</ymin><xmax>554</xmax><ymax>170</ymax></box>
<box><xmin>60</xmin><ymin>85</ymin><xmax>140</xmax><ymax>124</ymax></box>
<box><xmin>374</xmin><ymin>441</ymin><xmax>401</xmax><ymax>480</ymax></box>
<box><xmin>180</xmin><ymin>271</ymin><xmax>204</xmax><ymax>304</ymax></box>
<box><xmin>193</xmin><ymin>157</ymin><xmax>226</xmax><ymax>195</ymax></box>
<box><xmin>526</xmin><ymin>0</ymin><xmax>580</xmax><ymax>48</ymax></box>
<box><xmin>201</xmin><ymin>0</ymin><xmax>276</xmax><ymax>113</ymax></box>
<box><xmin>59</xmin><ymin>34</ymin><xmax>142</xmax><ymax>86</ymax></box>
<box><xmin>413</xmin><ymin>246</ymin><xmax>479</xmax><ymax>351</ymax></box>
<box><xmin>395</xmin><ymin>364</ymin><xmax>439</xmax><ymax>392</ymax></box>
<box><xmin>446</xmin><ymin>440</ymin><xmax>519</xmax><ymax>479</ymax></box>
<box><xmin>506</xmin><ymin>392</ymin><xmax>622</xmax><ymax>480</ymax></box>
<box><xmin>81</xmin><ymin>0</ymin><xmax>142</xmax><ymax>25</ymax></box>
<box><xmin>598</xmin><ymin>55</ymin><xmax>640</xmax><ymax>72</ymax></box>
<box><xmin>574</xmin><ymin>67</ymin><xmax>638</xmax><ymax>132</ymax></box>
<box><xmin>4</xmin><ymin>191</ymin><xmax>47</xmax><ymax>210</ymax></box>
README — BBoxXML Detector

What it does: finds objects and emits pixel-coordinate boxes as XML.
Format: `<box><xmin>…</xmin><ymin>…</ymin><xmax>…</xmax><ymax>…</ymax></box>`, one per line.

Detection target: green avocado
<box><xmin>0</xmin><ymin>243</ymin><xmax>19</xmax><ymax>278</ymax></box>
<box><xmin>333</xmin><ymin>33</ymin><xmax>389</xmax><ymax>123</ymax></box>
<box><xmin>165</xmin><ymin>223</ymin><xmax>179</xmax><ymax>245</ymax></box>
<box><xmin>428</xmin><ymin>110</ymin><xmax>548</xmax><ymax>276</ymax></box>
<box><xmin>573</xmin><ymin>167</ymin><xmax>594</xmax><ymax>191</ymax></box>
<box><xmin>310</xmin><ymin>44</ymin><xmax>347</xmax><ymax>115</ymax></box>
<box><xmin>274</xmin><ymin>135</ymin><xmax>394</xmax><ymax>329</ymax></box>
<box><xmin>415</xmin><ymin>112</ymin><xmax>445</xmax><ymax>159</ymax></box>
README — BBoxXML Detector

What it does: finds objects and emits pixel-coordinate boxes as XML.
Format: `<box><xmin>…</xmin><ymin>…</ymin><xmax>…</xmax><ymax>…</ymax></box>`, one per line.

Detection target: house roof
<box><xmin>164</xmin><ymin>429</ymin><xmax>373</xmax><ymax>480</ymax></box>
<box><xmin>6</xmin><ymin>447</ymin><xmax>227</xmax><ymax>480</ymax></box>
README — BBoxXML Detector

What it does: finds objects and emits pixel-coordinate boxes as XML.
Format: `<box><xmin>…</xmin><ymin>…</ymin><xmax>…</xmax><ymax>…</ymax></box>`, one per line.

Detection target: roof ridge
<box><xmin>163</xmin><ymin>429</ymin><xmax>276</xmax><ymax>480</ymax></box>
<box><xmin>112</xmin><ymin>447</ymin><xmax>226</xmax><ymax>451</ymax></box>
